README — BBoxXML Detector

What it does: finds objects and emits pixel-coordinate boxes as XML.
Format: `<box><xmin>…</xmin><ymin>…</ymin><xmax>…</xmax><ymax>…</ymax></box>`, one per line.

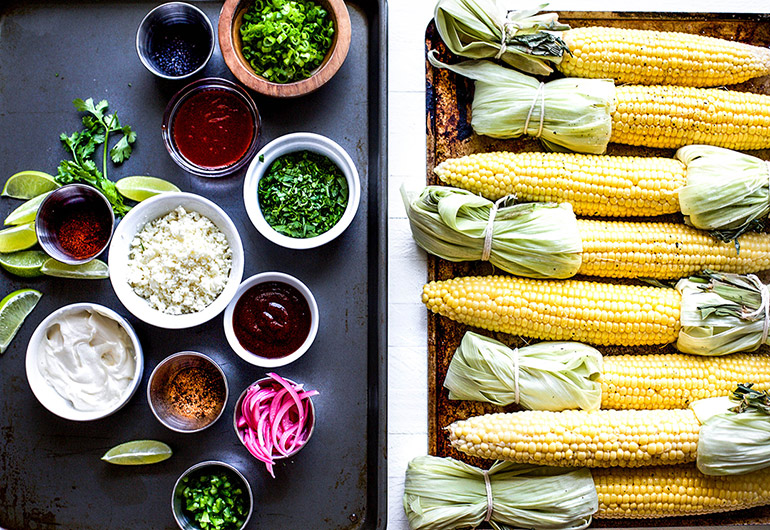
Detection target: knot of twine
<box><xmin>494</xmin><ymin>21</ymin><xmax>520</xmax><ymax>59</ymax></box>
<box><xmin>745</xmin><ymin>274</ymin><xmax>770</xmax><ymax>346</ymax></box>
<box><xmin>482</xmin><ymin>196</ymin><xmax>508</xmax><ymax>262</ymax></box>
<box><xmin>524</xmin><ymin>82</ymin><xmax>546</xmax><ymax>139</ymax></box>
<box><xmin>482</xmin><ymin>469</ymin><xmax>494</xmax><ymax>522</ymax></box>
<box><xmin>513</xmin><ymin>347</ymin><xmax>520</xmax><ymax>405</ymax></box>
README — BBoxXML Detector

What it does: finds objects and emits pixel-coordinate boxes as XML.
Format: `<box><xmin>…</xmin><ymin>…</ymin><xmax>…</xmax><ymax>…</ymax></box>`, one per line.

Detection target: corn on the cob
<box><xmin>422</xmin><ymin>275</ymin><xmax>682</xmax><ymax>346</ymax></box>
<box><xmin>558</xmin><ymin>26</ymin><xmax>770</xmax><ymax>87</ymax></box>
<box><xmin>601</xmin><ymin>353</ymin><xmax>770</xmax><ymax>410</ymax></box>
<box><xmin>576</xmin><ymin>219</ymin><xmax>770</xmax><ymax>279</ymax></box>
<box><xmin>594</xmin><ymin>465</ymin><xmax>770</xmax><ymax>518</ymax></box>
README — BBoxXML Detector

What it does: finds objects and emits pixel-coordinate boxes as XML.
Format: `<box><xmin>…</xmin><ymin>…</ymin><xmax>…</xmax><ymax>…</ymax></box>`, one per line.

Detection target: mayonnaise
<box><xmin>39</xmin><ymin>309</ymin><xmax>136</xmax><ymax>411</ymax></box>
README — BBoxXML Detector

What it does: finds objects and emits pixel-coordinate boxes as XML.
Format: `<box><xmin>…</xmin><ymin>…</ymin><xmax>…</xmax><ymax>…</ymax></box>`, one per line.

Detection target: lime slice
<box><xmin>41</xmin><ymin>258</ymin><xmax>109</xmax><ymax>279</ymax></box>
<box><xmin>0</xmin><ymin>222</ymin><xmax>37</xmax><ymax>253</ymax></box>
<box><xmin>0</xmin><ymin>250</ymin><xmax>48</xmax><ymax>277</ymax></box>
<box><xmin>2</xmin><ymin>171</ymin><xmax>60</xmax><ymax>199</ymax></box>
<box><xmin>0</xmin><ymin>288</ymin><xmax>42</xmax><ymax>354</ymax></box>
<box><xmin>102</xmin><ymin>440</ymin><xmax>173</xmax><ymax>465</ymax></box>
<box><xmin>115</xmin><ymin>176</ymin><xmax>180</xmax><ymax>202</ymax></box>
<box><xmin>4</xmin><ymin>192</ymin><xmax>50</xmax><ymax>226</ymax></box>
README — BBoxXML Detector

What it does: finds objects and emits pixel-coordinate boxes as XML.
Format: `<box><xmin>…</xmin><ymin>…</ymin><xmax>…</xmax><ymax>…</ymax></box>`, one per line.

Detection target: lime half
<box><xmin>0</xmin><ymin>288</ymin><xmax>42</xmax><ymax>353</ymax></box>
<box><xmin>116</xmin><ymin>176</ymin><xmax>180</xmax><ymax>202</ymax></box>
<box><xmin>2</xmin><ymin>171</ymin><xmax>59</xmax><ymax>199</ymax></box>
<box><xmin>102</xmin><ymin>440</ymin><xmax>173</xmax><ymax>465</ymax></box>
<box><xmin>0</xmin><ymin>222</ymin><xmax>37</xmax><ymax>253</ymax></box>
<box><xmin>4</xmin><ymin>192</ymin><xmax>50</xmax><ymax>226</ymax></box>
<box><xmin>41</xmin><ymin>258</ymin><xmax>109</xmax><ymax>279</ymax></box>
<box><xmin>0</xmin><ymin>251</ymin><xmax>49</xmax><ymax>277</ymax></box>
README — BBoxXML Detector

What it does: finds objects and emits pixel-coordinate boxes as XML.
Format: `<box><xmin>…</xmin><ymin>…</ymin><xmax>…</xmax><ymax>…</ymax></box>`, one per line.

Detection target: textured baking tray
<box><xmin>0</xmin><ymin>0</ymin><xmax>386</xmax><ymax>528</ymax></box>
<box><xmin>425</xmin><ymin>11</ymin><xmax>770</xmax><ymax>528</ymax></box>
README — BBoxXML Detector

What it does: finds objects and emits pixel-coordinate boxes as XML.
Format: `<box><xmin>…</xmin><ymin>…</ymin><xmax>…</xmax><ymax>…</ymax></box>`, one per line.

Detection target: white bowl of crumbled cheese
<box><xmin>25</xmin><ymin>303</ymin><xmax>144</xmax><ymax>421</ymax></box>
<box><xmin>108</xmin><ymin>192</ymin><xmax>245</xmax><ymax>329</ymax></box>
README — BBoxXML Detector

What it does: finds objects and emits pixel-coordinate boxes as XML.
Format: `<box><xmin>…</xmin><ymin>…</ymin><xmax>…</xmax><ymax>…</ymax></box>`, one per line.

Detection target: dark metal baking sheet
<box><xmin>425</xmin><ymin>11</ymin><xmax>770</xmax><ymax>529</ymax></box>
<box><xmin>0</xmin><ymin>0</ymin><xmax>386</xmax><ymax>528</ymax></box>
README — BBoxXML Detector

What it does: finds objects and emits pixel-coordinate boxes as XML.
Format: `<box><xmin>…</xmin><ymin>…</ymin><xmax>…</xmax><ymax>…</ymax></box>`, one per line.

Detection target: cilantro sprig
<box><xmin>56</xmin><ymin>98</ymin><xmax>136</xmax><ymax>216</ymax></box>
<box><xmin>258</xmin><ymin>150</ymin><xmax>348</xmax><ymax>238</ymax></box>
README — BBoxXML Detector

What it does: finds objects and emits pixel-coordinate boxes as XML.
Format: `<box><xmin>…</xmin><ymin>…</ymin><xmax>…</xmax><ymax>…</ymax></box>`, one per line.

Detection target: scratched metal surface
<box><xmin>0</xmin><ymin>0</ymin><xmax>386</xmax><ymax>528</ymax></box>
<box><xmin>425</xmin><ymin>12</ymin><xmax>770</xmax><ymax>528</ymax></box>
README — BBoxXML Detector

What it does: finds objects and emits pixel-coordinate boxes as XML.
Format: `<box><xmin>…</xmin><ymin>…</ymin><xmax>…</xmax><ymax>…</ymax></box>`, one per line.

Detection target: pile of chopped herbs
<box><xmin>239</xmin><ymin>0</ymin><xmax>335</xmax><ymax>84</ymax></box>
<box><xmin>258</xmin><ymin>150</ymin><xmax>348</xmax><ymax>238</ymax></box>
<box><xmin>180</xmin><ymin>471</ymin><xmax>249</xmax><ymax>530</ymax></box>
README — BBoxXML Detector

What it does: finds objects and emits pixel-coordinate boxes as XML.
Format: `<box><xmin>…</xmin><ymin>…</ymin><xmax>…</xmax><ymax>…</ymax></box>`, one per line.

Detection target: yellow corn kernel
<box><xmin>422</xmin><ymin>275</ymin><xmax>681</xmax><ymax>346</ymax></box>
<box><xmin>600</xmin><ymin>353</ymin><xmax>770</xmax><ymax>409</ymax></box>
<box><xmin>577</xmin><ymin>219</ymin><xmax>770</xmax><ymax>279</ymax></box>
<box><xmin>433</xmin><ymin>151</ymin><xmax>684</xmax><ymax>217</ymax></box>
<box><xmin>558</xmin><ymin>26</ymin><xmax>770</xmax><ymax>87</ymax></box>
<box><xmin>447</xmin><ymin>409</ymin><xmax>700</xmax><ymax>467</ymax></box>
<box><xmin>594</xmin><ymin>465</ymin><xmax>770</xmax><ymax>518</ymax></box>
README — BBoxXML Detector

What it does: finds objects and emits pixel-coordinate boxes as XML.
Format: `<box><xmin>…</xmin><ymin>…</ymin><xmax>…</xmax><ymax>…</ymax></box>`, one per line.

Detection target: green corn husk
<box><xmin>427</xmin><ymin>52</ymin><xmax>615</xmax><ymax>154</ymax></box>
<box><xmin>445</xmin><ymin>331</ymin><xmax>602</xmax><ymax>411</ymax></box>
<box><xmin>676</xmin><ymin>271</ymin><xmax>770</xmax><ymax>356</ymax></box>
<box><xmin>401</xmin><ymin>185</ymin><xmax>582</xmax><ymax>279</ymax></box>
<box><xmin>677</xmin><ymin>145</ymin><xmax>770</xmax><ymax>240</ymax></box>
<box><xmin>434</xmin><ymin>0</ymin><xmax>570</xmax><ymax>76</ymax></box>
<box><xmin>403</xmin><ymin>455</ymin><xmax>598</xmax><ymax>530</ymax></box>
<box><xmin>692</xmin><ymin>385</ymin><xmax>770</xmax><ymax>476</ymax></box>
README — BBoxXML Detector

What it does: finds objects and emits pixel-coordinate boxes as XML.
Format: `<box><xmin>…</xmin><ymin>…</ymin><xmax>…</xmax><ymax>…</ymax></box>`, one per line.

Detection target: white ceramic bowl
<box><xmin>223</xmin><ymin>272</ymin><xmax>319</xmax><ymax>368</ymax></box>
<box><xmin>109</xmin><ymin>192</ymin><xmax>245</xmax><ymax>329</ymax></box>
<box><xmin>243</xmin><ymin>132</ymin><xmax>361</xmax><ymax>249</ymax></box>
<box><xmin>25</xmin><ymin>303</ymin><xmax>144</xmax><ymax>421</ymax></box>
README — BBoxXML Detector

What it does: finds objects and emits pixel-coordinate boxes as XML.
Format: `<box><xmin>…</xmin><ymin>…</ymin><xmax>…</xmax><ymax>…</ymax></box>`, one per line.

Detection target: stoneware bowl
<box><xmin>217</xmin><ymin>0</ymin><xmax>351</xmax><ymax>97</ymax></box>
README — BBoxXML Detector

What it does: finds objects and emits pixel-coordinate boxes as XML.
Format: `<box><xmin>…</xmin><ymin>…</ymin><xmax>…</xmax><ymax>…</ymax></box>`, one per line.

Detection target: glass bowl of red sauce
<box><xmin>35</xmin><ymin>184</ymin><xmax>115</xmax><ymax>264</ymax></box>
<box><xmin>223</xmin><ymin>272</ymin><xmax>319</xmax><ymax>368</ymax></box>
<box><xmin>162</xmin><ymin>77</ymin><xmax>261</xmax><ymax>177</ymax></box>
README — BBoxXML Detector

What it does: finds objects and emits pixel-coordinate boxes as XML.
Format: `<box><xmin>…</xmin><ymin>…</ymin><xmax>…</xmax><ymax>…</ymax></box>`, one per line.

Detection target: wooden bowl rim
<box><xmin>218</xmin><ymin>0</ymin><xmax>352</xmax><ymax>98</ymax></box>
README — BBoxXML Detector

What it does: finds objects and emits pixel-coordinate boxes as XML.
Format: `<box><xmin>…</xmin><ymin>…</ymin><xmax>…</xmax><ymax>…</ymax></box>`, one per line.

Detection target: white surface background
<box><xmin>386</xmin><ymin>0</ymin><xmax>770</xmax><ymax>528</ymax></box>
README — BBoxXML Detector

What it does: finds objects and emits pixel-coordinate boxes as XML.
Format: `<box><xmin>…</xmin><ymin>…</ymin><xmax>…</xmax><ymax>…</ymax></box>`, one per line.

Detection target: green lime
<box><xmin>115</xmin><ymin>176</ymin><xmax>180</xmax><ymax>202</ymax></box>
<box><xmin>41</xmin><ymin>258</ymin><xmax>109</xmax><ymax>279</ymax></box>
<box><xmin>102</xmin><ymin>440</ymin><xmax>173</xmax><ymax>465</ymax></box>
<box><xmin>4</xmin><ymin>192</ymin><xmax>50</xmax><ymax>226</ymax></box>
<box><xmin>0</xmin><ymin>250</ymin><xmax>49</xmax><ymax>277</ymax></box>
<box><xmin>2</xmin><ymin>171</ymin><xmax>59</xmax><ymax>199</ymax></box>
<box><xmin>0</xmin><ymin>222</ymin><xmax>37</xmax><ymax>253</ymax></box>
<box><xmin>0</xmin><ymin>288</ymin><xmax>42</xmax><ymax>354</ymax></box>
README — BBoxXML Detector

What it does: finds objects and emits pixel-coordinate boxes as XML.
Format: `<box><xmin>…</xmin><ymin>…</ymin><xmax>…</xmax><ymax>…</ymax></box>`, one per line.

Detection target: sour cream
<box><xmin>39</xmin><ymin>309</ymin><xmax>136</xmax><ymax>411</ymax></box>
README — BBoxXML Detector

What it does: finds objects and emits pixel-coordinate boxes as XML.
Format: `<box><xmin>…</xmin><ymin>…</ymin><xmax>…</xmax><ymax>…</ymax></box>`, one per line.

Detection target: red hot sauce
<box><xmin>232</xmin><ymin>281</ymin><xmax>311</xmax><ymax>359</ymax></box>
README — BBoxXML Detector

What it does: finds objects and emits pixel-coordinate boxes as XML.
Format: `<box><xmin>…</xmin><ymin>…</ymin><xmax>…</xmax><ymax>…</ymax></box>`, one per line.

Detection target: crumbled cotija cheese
<box><xmin>127</xmin><ymin>206</ymin><xmax>232</xmax><ymax>314</ymax></box>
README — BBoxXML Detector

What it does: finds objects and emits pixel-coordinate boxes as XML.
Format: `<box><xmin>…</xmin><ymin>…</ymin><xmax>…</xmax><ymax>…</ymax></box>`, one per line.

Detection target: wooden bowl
<box><xmin>218</xmin><ymin>0</ymin><xmax>351</xmax><ymax>98</ymax></box>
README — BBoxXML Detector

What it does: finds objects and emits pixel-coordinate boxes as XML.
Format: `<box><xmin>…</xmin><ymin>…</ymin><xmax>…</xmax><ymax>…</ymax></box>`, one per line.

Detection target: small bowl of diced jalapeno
<box><xmin>172</xmin><ymin>460</ymin><xmax>253</xmax><ymax>530</ymax></box>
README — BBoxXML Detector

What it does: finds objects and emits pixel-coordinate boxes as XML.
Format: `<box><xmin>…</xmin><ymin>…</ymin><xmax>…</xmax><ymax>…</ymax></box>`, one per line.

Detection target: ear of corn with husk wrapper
<box><xmin>422</xmin><ymin>271</ymin><xmax>770</xmax><ymax>355</ymax></box>
<box><xmin>445</xmin><ymin>331</ymin><xmax>770</xmax><ymax>411</ymax></box>
<box><xmin>433</xmin><ymin>145</ymin><xmax>770</xmax><ymax>238</ymax></box>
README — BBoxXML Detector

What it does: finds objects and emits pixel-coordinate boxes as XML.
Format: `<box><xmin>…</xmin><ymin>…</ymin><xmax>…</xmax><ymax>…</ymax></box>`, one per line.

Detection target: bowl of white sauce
<box><xmin>25</xmin><ymin>303</ymin><xmax>144</xmax><ymax>421</ymax></box>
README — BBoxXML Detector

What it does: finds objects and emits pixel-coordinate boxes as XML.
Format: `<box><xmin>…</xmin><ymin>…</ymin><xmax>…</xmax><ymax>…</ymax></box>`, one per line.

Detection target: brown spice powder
<box><xmin>167</xmin><ymin>367</ymin><xmax>225</xmax><ymax>419</ymax></box>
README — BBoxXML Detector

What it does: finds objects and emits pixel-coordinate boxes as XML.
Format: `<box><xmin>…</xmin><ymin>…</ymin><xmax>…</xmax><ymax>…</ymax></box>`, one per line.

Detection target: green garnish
<box><xmin>239</xmin><ymin>0</ymin><xmax>335</xmax><ymax>84</ymax></box>
<box><xmin>56</xmin><ymin>98</ymin><xmax>135</xmax><ymax>217</ymax></box>
<box><xmin>180</xmin><ymin>472</ymin><xmax>248</xmax><ymax>530</ymax></box>
<box><xmin>258</xmin><ymin>150</ymin><xmax>348</xmax><ymax>238</ymax></box>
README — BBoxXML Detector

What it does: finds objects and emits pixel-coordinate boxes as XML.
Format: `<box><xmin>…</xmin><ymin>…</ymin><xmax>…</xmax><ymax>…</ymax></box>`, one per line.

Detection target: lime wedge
<box><xmin>116</xmin><ymin>176</ymin><xmax>180</xmax><ymax>202</ymax></box>
<box><xmin>0</xmin><ymin>250</ymin><xmax>49</xmax><ymax>277</ymax></box>
<box><xmin>4</xmin><ymin>192</ymin><xmax>50</xmax><ymax>226</ymax></box>
<box><xmin>41</xmin><ymin>258</ymin><xmax>109</xmax><ymax>279</ymax></box>
<box><xmin>102</xmin><ymin>440</ymin><xmax>173</xmax><ymax>465</ymax></box>
<box><xmin>2</xmin><ymin>171</ymin><xmax>60</xmax><ymax>199</ymax></box>
<box><xmin>0</xmin><ymin>288</ymin><xmax>42</xmax><ymax>354</ymax></box>
<box><xmin>0</xmin><ymin>222</ymin><xmax>37</xmax><ymax>253</ymax></box>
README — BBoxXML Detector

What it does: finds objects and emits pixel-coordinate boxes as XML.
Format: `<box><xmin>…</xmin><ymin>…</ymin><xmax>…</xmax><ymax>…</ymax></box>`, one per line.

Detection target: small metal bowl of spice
<box><xmin>243</xmin><ymin>132</ymin><xmax>360</xmax><ymax>250</ymax></box>
<box><xmin>136</xmin><ymin>2</ymin><xmax>215</xmax><ymax>80</ymax></box>
<box><xmin>148</xmin><ymin>351</ymin><xmax>228</xmax><ymax>433</ymax></box>
<box><xmin>35</xmin><ymin>184</ymin><xmax>115</xmax><ymax>264</ymax></box>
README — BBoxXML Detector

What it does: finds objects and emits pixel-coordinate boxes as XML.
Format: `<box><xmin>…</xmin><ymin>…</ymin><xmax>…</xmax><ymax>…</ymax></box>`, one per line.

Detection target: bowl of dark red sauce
<box><xmin>162</xmin><ymin>77</ymin><xmax>261</xmax><ymax>177</ymax></box>
<box><xmin>223</xmin><ymin>272</ymin><xmax>319</xmax><ymax>367</ymax></box>
<box><xmin>35</xmin><ymin>184</ymin><xmax>115</xmax><ymax>264</ymax></box>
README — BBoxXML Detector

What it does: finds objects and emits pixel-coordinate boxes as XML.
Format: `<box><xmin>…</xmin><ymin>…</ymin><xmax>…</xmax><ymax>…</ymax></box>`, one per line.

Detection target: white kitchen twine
<box><xmin>745</xmin><ymin>274</ymin><xmax>770</xmax><ymax>346</ymax></box>
<box><xmin>482</xmin><ymin>469</ymin><xmax>494</xmax><ymax>522</ymax></box>
<box><xmin>524</xmin><ymin>82</ymin><xmax>546</xmax><ymax>139</ymax></box>
<box><xmin>494</xmin><ymin>21</ymin><xmax>521</xmax><ymax>59</ymax></box>
<box><xmin>513</xmin><ymin>347</ymin><xmax>520</xmax><ymax>405</ymax></box>
<box><xmin>481</xmin><ymin>197</ymin><xmax>508</xmax><ymax>261</ymax></box>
